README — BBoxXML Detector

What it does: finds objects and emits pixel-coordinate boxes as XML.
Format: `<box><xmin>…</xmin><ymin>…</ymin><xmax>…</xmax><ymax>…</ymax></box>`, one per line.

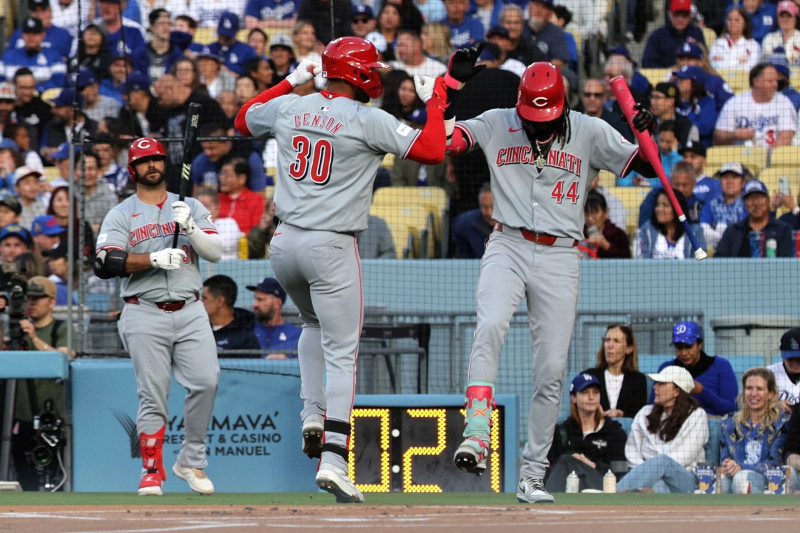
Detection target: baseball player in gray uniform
<box><xmin>235</xmin><ymin>36</ymin><xmax>450</xmax><ymax>503</ymax></box>
<box><xmin>94</xmin><ymin>137</ymin><xmax>223</xmax><ymax>496</ymax></box>
<box><xmin>447</xmin><ymin>62</ymin><xmax>657</xmax><ymax>503</ymax></box>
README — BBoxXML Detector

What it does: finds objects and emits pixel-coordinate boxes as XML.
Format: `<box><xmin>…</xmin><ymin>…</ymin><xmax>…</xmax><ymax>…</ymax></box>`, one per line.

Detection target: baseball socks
<box><xmin>454</xmin><ymin>381</ymin><xmax>495</xmax><ymax>475</ymax></box>
<box><xmin>315</xmin><ymin>419</ymin><xmax>364</xmax><ymax>503</ymax></box>
<box><xmin>138</xmin><ymin>427</ymin><xmax>166</xmax><ymax>496</ymax></box>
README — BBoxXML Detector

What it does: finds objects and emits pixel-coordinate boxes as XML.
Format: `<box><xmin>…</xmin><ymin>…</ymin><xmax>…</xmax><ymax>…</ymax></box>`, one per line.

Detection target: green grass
<box><xmin>0</xmin><ymin>492</ymin><xmax>796</xmax><ymax>507</ymax></box>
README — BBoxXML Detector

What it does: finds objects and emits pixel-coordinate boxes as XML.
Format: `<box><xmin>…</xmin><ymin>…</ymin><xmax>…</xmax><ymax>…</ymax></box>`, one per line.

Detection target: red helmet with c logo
<box><xmin>127</xmin><ymin>137</ymin><xmax>166</xmax><ymax>180</ymax></box>
<box><xmin>322</xmin><ymin>37</ymin><xmax>389</xmax><ymax>100</ymax></box>
<box><xmin>516</xmin><ymin>62</ymin><xmax>565</xmax><ymax>122</ymax></box>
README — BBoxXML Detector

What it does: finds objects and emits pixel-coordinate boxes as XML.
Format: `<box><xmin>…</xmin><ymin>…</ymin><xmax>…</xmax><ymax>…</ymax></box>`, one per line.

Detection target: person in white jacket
<box><xmin>617</xmin><ymin>366</ymin><xmax>709</xmax><ymax>493</ymax></box>
<box><xmin>709</xmin><ymin>6</ymin><xmax>761</xmax><ymax>71</ymax></box>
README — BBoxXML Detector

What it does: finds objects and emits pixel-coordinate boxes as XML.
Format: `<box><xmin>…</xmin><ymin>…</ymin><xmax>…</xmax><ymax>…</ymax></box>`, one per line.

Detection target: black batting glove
<box><xmin>444</xmin><ymin>42</ymin><xmax>486</xmax><ymax>90</ymax></box>
<box><xmin>630</xmin><ymin>102</ymin><xmax>655</xmax><ymax>133</ymax></box>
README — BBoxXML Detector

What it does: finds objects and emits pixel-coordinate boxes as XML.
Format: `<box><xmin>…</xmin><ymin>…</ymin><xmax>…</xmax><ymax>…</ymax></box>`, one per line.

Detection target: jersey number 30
<box><xmin>289</xmin><ymin>135</ymin><xmax>333</xmax><ymax>184</ymax></box>
<box><xmin>550</xmin><ymin>181</ymin><xmax>579</xmax><ymax>204</ymax></box>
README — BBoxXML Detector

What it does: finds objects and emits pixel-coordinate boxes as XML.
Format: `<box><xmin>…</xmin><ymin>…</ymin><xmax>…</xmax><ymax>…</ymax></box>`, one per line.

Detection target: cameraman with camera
<box><xmin>7</xmin><ymin>276</ymin><xmax>76</xmax><ymax>490</ymax></box>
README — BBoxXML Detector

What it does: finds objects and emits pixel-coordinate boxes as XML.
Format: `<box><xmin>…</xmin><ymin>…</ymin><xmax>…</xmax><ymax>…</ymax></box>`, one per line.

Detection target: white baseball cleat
<box><xmin>516</xmin><ymin>476</ymin><xmax>555</xmax><ymax>503</ymax></box>
<box><xmin>316</xmin><ymin>463</ymin><xmax>364</xmax><ymax>503</ymax></box>
<box><xmin>172</xmin><ymin>463</ymin><xmax>215</xmax><ymax>495</ymax></box>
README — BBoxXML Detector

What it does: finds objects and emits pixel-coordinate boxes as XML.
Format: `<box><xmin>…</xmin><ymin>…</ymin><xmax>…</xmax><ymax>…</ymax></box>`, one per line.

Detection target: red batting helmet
<box><xmin>516</xmin><ymin>62</ymin><xmax>565</xmax><ymax>122</ymax></box>
<box><xmin>127</xmin><ymin>137</ymin><xmax>166</xmax><ymax>180</ymax></box>
<box><xmin>322</xmin><ymin>37</ymin><xmax>389</xmax><ymax>99</ymax></box>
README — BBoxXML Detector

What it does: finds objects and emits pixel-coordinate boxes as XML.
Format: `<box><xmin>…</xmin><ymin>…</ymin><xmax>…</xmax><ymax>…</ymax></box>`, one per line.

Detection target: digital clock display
<box><xmin>347</xmin><ymin>394</ymin><xmax>518</xmax><ymax>493</ymax></box>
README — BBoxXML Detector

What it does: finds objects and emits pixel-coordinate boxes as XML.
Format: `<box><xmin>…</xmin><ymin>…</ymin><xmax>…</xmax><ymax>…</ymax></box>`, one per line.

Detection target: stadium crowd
<box><xmin>1</xmin><ymin>0</ymin><xmax>800</xmax><ymax>263</ymax></box>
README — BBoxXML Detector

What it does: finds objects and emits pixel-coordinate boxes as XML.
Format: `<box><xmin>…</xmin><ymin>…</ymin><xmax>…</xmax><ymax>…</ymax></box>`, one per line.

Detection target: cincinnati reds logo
<box><xmin>134</xmin><ymin>139</ymin><xmax>152</xmax><ymax>150</ymax></box>
<box><xmin>531</xmin><ymin>97</ymin><xmax>549</xmax><ymax>107</ymax></box>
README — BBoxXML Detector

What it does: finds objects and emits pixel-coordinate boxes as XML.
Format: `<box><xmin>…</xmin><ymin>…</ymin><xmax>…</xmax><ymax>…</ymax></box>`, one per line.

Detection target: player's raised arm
<box><xmin>234</xmin><ymin>58</ymin><xmax>321</xmax><ymax>136</ymax></box>
<box><xmin>441</xmin><ymin>44</ymin><xmax>486</xmax><ymax>156</ymax></box>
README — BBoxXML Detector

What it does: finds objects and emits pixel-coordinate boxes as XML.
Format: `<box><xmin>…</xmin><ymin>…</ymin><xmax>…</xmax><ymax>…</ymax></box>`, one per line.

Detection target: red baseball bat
<box><xmin>610</xmin><ymin>76</ymin><xmax>707</xmax><ymax>261</ymax></box>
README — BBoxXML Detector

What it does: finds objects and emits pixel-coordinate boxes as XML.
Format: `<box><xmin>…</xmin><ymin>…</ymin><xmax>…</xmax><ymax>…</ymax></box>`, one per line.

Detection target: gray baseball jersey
<box><xmin>95</xmin><ymin>193</ymin><xmax>217</xmax><ymax>301</ymax></box>
<box><xmin>456</xmin><ymin>109</ymin><xmax>638</xmax><ymax>240</ymax></box>
<box><xmin>242</xmin><ymin>92</ymin><xmax>420</xmax><ymax>232</ymax></box>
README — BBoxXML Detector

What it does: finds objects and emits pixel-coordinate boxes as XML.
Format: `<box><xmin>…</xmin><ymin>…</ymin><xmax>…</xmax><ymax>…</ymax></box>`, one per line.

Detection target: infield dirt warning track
<box><xmin>1</xmin><ymin>505</ymin><xmax>799</xmax><ymax>533</ymax></box>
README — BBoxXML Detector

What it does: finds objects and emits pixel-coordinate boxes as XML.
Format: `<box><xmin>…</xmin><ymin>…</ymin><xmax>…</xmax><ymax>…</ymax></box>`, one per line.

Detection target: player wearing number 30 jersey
<box><xmin>234</xmin><ymin>36</ymin><xmax>452</xmax><ymax>503</ymax></box>
<box><xmin>447</xmin><ymin>62</ymin><xmax>658</xmax><ymax>503</ymax></box>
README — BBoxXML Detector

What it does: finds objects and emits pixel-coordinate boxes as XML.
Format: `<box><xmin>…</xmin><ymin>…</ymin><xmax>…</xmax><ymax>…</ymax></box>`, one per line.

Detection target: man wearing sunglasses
<box><xmin>350</xmin><ymin>4</ymin><xmax>376</xmax><ymax>38</ymax></box>
<box><xmin>577</xmin><ymin>78</ymin><xmax>631</xmax><ymax>142</ymax></box>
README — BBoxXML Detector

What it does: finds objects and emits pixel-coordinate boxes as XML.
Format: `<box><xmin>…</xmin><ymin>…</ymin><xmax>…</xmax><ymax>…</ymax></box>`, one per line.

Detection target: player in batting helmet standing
<box><xmin>235</xmin><ymin>36</ymin><xmax>455</xmax><ymax>503</ymax></box>
<box><xmin>94</xmin><ymin>137</ymin><xmax>223</xmax><ymax>496</ymax></box>
<box><xmin>446</xmin><ymin>61</ymin><xmax>658</xmax><ymax>503</ymax></box>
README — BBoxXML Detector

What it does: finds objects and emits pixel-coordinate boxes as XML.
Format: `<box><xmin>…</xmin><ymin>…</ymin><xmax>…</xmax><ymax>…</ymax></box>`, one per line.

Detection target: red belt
<box><xmin>124</xmin><ymin>293</ymin><xmax>199</xmax><ymax>312</ymax></box>
<box><xmin>494</xmin><ymin>223</ymin><xmax>577</xmax><ymax>247</ymax></box>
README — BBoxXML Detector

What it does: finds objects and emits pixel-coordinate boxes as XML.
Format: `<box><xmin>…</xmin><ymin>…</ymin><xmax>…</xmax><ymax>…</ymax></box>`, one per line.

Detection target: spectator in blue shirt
<box><xmin>96</xmin><ymin>0</ymin><xmax>149</xmax><ymax>75</ymax></box>
<box><xmin>740</xmin><ymin>0</ymin><xmax>777</xmax><ymax>44</ymax></box>
<box><xmin>673</xmin><ymin>65</ymin><xmax>717</xmax><ymax>148</ymax></box>
<box><xmin>8</xmin><ymin>0</ymin><xmax>74</xmax><ymax>60</ymax></box>
<box><xmin>245</xmin><ymin>0</ymin><xmax>299</xmax><ymax>30</ymax></box>
<box><xmin>680</xmin><ymin>141</ymin><xmax>722</xmax><ymax>208</ymax></box>
<box><xmin>0</xmin><ymin>17</ymin><xmax>66</xmax><ymax>92</ymax></box>
<box><xmin>247</xmin><ymin>277</ymin><xmax>302</xmax><ymax>359</ymax></box>
<box><xmin>207</xmin><ymin>11</ymin><xmax>259</xmax><ymax>77</ymax></box>
<box><xmin>715</xmin><ymin>179</ymin><xmax>795</xmax><ymax>257</ymax></box>
<box><xmin>699</xmin><ymin>162</ymin><xmax>748</xmax><ymax>250</ymax></box>
<box><xmin>653</xmin><ymin>320</ymin><xmax>739</xmax><ymax>417</ymax></box>
<box><xmin>451</xmin><ymin>184</ymin><xmax>494</xmax><ymax>258</ymax></box>
<box><xmin>641</xmin><ymin>0</ymin><xmax>706</xmax><ymax>68</ymax></box>
<box><xmin>191</xmin><ymin>122</ymin><xmax>268</xmax><ymax>194</ymax></box>
<box><xmin>442</xmin><ymin>0</ymin><xmax>484</xmax><ymax>48</ymax></box>
<box><xmin>674</xmin><ymin>41</ymin><xmax>734</xmax><ymax>112</ymax></box>
<box><xmin>522</xmin><ymin>0</ymin><xmax>571</xmax><ymax>71</ymax></box>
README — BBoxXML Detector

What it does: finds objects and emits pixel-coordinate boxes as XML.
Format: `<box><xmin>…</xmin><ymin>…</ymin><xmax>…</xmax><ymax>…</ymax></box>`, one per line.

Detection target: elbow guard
<box><xmin>94</xmin><ymin>249</ymin><xmax>128</xmax><ymax>279</ymax></box>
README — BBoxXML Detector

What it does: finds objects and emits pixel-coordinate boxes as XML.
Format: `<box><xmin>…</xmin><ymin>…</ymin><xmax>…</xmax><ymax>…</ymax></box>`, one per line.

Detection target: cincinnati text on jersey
<box><xmin>495</xmin><ymin>146</ymin><xmax>582</xmax><ymax>176</ymax></box>
<box><xmin>129</xmin><ymin>222</ymin><xmax>179</xmax><ymax>246</ymax></box>
<box><xmin>293</xmin><ymin>112</ymin><xmax>344</xmax><ymax>134</ymax></box>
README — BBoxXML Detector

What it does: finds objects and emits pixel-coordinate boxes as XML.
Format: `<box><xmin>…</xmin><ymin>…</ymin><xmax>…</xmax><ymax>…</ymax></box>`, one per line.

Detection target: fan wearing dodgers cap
<box><xmin>674</xmin><ymin>41</ymin><xmax>734</xmax><ymax>112</ymax></box>
<box><xmin>0</xmin><ymin>16</ymin><xmax>67</xmax><ymax>93</ymax></box>
<box><xmin>765</xmin><ymin>49</ymin><xmax>800</xmax><ymax>112</ymax></box>
<box><xmin>8</xmin><ymin>0</ymin><xmax>75</xmax><ymax>60</ymax></box>
<box><xmin>652</xmin><ymin>320</ymin><xmax>738</xmax><ymax>417</ymax></box>
<box><xmin>617</xmin><ymin>365</ymin><xmax>708</xmax><ymax>493</ymax></box>
<box><xmin>205</xmin><ymin>11</ymin><xmax>259</xmax><ymax>76</ymax></box>
<box><xmin>544</xmin><ymin>372</ymin><xmax>627</xmax><ymax>493</ymax></box>
<box><xmin>247</xmin><ymin>276</ymin><xmax>301</xmax><ymax>358</ymax></box>
<box><xmin>715</xmin><ymin>178</ymin><xmax>795</xmax><ymax>257</ymax></box>
<box><xmin>95</xmin><ymin>0</ymin><xmax>149</xmax><ymax>75</ymax></box>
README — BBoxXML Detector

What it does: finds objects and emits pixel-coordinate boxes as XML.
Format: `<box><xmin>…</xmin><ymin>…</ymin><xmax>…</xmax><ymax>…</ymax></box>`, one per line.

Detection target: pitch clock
<box><xmin>348</xmin><ymin>394</ymin><xmax>518</xmax><ymax>493</ymax></box>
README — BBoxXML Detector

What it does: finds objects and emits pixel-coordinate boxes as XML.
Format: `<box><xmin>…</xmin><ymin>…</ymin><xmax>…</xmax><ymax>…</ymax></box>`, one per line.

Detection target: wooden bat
<box><xmin>171</xmin><ymin>103</ymin><xmax>202</xmax><ymax>249</ymax></box>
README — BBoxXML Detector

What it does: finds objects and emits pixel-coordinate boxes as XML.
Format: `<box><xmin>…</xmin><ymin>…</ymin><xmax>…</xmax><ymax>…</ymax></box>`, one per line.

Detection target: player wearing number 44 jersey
<box><xmin>235</xmin><ymin>36</ymin><xmax>454</xmax><ymax>503</ymax></box>
<box><xmin>94</xmin><ymin>137</ymin><xmax>223</xmax><ymax>497</ymax></box>
<box><xmin>446</xmin><ymin>59</ymin><xmax>658</xmax><ymax>503</ymax></box>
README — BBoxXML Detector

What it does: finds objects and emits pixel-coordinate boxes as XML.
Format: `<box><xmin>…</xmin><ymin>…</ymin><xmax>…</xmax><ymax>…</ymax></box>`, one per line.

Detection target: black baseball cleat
<box><xmin>302</xmin><ymin>421</ymin><xmax>323</xmax><ymax>459</ymax></box>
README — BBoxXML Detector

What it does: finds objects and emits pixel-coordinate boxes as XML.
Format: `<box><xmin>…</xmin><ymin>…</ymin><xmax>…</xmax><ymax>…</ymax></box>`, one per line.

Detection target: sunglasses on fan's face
<box><xmin>352</xmin><ymin>16</ymin><xmax>371</xmax><ymax>24</ymax></box>
<box><xmin>582</xmin><ymin>92</ymin><xmax>603</xmax><ymax>99</ymax></box>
